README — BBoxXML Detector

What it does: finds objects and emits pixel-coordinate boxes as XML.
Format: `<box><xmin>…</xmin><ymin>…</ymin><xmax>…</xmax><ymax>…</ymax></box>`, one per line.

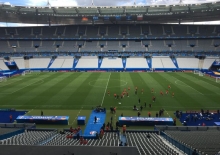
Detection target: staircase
<box><xmin>83</xmin><ymin>110</ymin><xmax>106</xmax><ymax>137</ymax></box>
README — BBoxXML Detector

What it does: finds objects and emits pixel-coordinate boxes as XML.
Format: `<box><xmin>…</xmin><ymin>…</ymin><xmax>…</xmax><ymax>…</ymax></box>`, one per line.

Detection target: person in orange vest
<box><xmin>77</xmin><ymin>126</ymin><xmax>81</xmax><ymax>132</ymax></box>
<box><xmin>122</xmin><ymin>125</ymin><xmax>126</xmax><ymax>135</ymax></box>
<box><xmin>152</xmin><ymin>96</ymin><xmax>156</xmax><ymax>102</ymax></box>
<box><xmin>148</xmin><ymin>112</ymin><xmax>151</xmax><ymax>117</ymax></box>
<box><xmin>168</xmin><ymin>85</ymin><xmax>171</xmax><ymax>89</ymax></box>
<box><xmin>166</xmin><ymin>90</ymin><xmax>169</xmax><ymax>95</ymax></box>
<box><xmin>9</xmin><ymin>115</ymin><xmax>12</xmax><ymax>123</ymax></box>
<box><xmin>174</xmin><ymin>118</ymin><xmax>176</xmax><ymax>126</ymax></box>
<box><xmin>113</xmin><ymin>107</ymin><xmax>116</xmax><ymax>113</ymax></box>
<box><xmin>151</xmin><ymin>88</ymin><xmax>154</xmax><ymax>93</ymax></box>
<box><xmin>106</xmin><ymin>126</ymin><xmax>109</xmax><ymax>131</ymax></box>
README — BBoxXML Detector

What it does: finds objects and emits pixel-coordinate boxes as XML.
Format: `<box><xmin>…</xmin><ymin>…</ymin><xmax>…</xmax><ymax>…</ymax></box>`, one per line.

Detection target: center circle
<box><xmin>89</xmin><ymin>79</ymin><xmax>127</xmax><ymax>88</ymax></box>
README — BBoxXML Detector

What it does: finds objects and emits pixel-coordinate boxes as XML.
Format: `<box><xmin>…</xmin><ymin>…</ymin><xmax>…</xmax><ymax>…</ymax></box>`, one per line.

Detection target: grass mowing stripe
<box><xmin>155</xmin><ymin>73</ymin><xmax>205</xmax><ymax>110</ymax></box>
<box><xmin>25</xmin><ymin>73</ymin><xmax>78</xmax><ymax>108</ymax></box>
<box><xmin>173</xmin><ymin>73</ymin><xmax>220</xmax><ymax>107</ymax></box>
<box><xmin>0</xmin><ymin>73</ymin><xmax>55</xmax><ymax>104</ymax></box>
<box><xmin>148</xmin><ymin>73</ymin><xmax>183</xmax><ymax>109</ymax></box>
<box><xmin>18</xmin><ymin>73</ymin><xmax>70</xmax><ymax>109</ymax></box>
<box><xmin>172</xmin><ymin>74</ymin><xmax>204</xmax><ymax>95</ymax></box>
<box><xmin>38</xmin><ymin>73</ymin><xmax>83</xmax><ymax>108</ymax></box>
<box><xmin>101</xmin><ymin>72</ymin><xmax>111</xmax><ymax>106</ymax></box>
<box><xmin>65</xmin><ymin>72</ymin><xmax>103</xmax><ymax>109</ymax></box>
<box><xmin>183</xmin><ymin>73</ymin><xmax>220</xmax><ymax>93</ymax></box>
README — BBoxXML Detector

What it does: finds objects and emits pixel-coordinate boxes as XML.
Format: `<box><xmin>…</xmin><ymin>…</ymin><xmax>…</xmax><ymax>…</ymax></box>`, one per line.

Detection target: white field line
<box><xmin>0</xmin><ymin>77</ymin><xmax>47</xmax><ymax>95</ymax></box>
<box><xmin>101</xmin><ymin>73</ymin><xmax>111</xmax><ymax>106</ymax></box>
<box><xmin>71</xmin><ymin>107</ymin><xmax>83</xmax><ymax>125</ymax></box>
<box><xmin>0</xmin><ymin>79</ymin><xmax>22</xmax><ymax>87</ymax></box>
<box><xmin>164</xmin><ymin>109</ymin><xmax>171</xmax><ymax>117</ymax></box>
<box><xmin>172</xmin><ymin>76</ymin><xmax>204</xmax><ymax>95</ymax></box>
<box><xmin>26</xmin><ymin>109</ymin><xmax>34</xmax><ymax>114</ymax></box>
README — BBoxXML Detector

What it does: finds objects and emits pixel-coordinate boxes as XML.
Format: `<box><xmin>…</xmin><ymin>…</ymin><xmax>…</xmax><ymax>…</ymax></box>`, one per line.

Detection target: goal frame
<box><xmin>216</xmin><ymin>77</ymin><xmax>220</xmax><ymax>83</ymax></box>
<box><xmin>199</xmin><ymin>71</ymin><xmax>204</xmax><ymax>76</ymax></box>
<box><xmin>0</xmin><ymin>76</ymin><xmax>7</xmax><ymax>82</ymax></box>
<box><xmin>194</xmin><ymin>70</ymin><xmax>200</xmax><ymax>74</ymax></box>
<box><xmin>22</xmin><ymin>70</ymin><xmax>32</xmax><ymax>76</ymax></box>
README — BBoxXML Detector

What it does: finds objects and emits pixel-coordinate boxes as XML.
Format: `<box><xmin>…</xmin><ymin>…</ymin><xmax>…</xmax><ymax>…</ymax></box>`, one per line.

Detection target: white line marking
<box><xmin>0</xmin><ymin>77</ymin><xmax>47</xmax><ymax>95</ymax></box>
<box><xmin>172</xmin><ymin>76</ymin><xmax>204</xmax><ymax>95</ymax></box>
<box><xmin>71</xmin><ymin>107</ymin><xmax>83</xmax><ymax>125</ymax></box>
<box><xmin>0</xmin><ymin>79</ymin><xmax>22</xmax><ymax>87</ymax></box>
<box><xmin>26</xmin><ymin>109</ymin><xmax>33</xmax><ymax>114</ymax></box>
<box><xmin>101</xmin><ymin>73</ymin><xmax>111</xmax><ymax>106</ymax></box>
<box><xmin>164</xmin><ymin>109</ymin><xmax>171</xmax><ymax>117</ymax></box>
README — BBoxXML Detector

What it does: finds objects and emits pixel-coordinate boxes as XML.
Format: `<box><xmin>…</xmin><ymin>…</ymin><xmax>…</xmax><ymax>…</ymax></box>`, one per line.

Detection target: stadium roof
<box><xmin>0</xmin><ymin>1</ymin><xmax>220</xmax><ymax>25</ymax></box>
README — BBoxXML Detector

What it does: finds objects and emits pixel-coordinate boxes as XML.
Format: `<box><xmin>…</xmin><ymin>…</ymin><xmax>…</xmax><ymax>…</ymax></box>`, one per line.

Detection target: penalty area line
<box><xmin>71</xmin><ymin>107</ymin><xmax>83</xmax><ymax>125</ymax></box>
<box><xmin>164</xmin><ymin>109</ymin><xmax>171</xmax><ymax>117</ymax></box>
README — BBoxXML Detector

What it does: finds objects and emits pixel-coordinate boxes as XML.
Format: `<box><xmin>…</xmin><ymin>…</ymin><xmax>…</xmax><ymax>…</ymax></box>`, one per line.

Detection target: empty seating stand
<box><xmin>126</xmin><ymin>132</ymin><xmax>179</xmax><ymax>155</ymax></box>
<box><xmin>0</xmin><ymin>130</ymin><xmax>56</xmax><ymax>145</ymax></box>
<box><xmin>165</xmin><ymin>130</ymin><xmax>220</xmax><ymax>155</ymax></box>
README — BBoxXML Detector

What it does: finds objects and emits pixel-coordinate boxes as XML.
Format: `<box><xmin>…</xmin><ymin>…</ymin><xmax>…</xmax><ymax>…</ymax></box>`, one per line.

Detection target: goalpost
<box><xmin>216</xmin><ymin>77</ymin><xmax>220</xmax><ymax>83</ymax></box>
<box><xmin>199</xmin><ymin>71</ymin><xmax>204</xmax><ymax>76</ymax></box>
<box><xmin>22</xmin><ymin>70</ymin><xmax>32</xmax><ymax>76</ymax></box>
<box><xmin>0</xmin><ymin>76</ymin><xmax>7</xmax><ymax>82</ymax></box>
<box><xmin>194</xmin><ymin>70</ymin><xmax>200</xmax><ymax>74</ymax></box>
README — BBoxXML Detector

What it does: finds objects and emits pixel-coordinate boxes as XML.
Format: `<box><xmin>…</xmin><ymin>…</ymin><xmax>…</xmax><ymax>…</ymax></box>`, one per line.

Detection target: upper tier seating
<box><xmin>1</xmin><ymin>25</ymin><xmax>220</xmax><ymax>39</ymax></box>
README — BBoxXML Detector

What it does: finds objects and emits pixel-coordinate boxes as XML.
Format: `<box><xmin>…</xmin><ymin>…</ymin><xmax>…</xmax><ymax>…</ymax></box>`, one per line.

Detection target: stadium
<box><xmin>0</xmin><ymin>0</ymin><xmax>220</xmax><ymax>155</ymax></box>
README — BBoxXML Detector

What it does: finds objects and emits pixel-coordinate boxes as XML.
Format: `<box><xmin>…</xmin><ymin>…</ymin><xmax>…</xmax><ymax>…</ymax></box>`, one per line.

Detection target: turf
<box><xmin>0</xmin><ymin>72</ymin><xmax>219</xmax><ymax>129</ymax></box>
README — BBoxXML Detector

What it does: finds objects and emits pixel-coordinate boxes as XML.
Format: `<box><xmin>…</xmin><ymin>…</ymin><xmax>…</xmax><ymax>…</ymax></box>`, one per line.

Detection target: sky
<box><xmin>0</xmin><ymin>0</ymin><xmax>219</xmax><ymax>6</ymax></box>
<box><xmin>0</xmin><ymin>0</ymin><xmax>220</xmax><ymax>26</ymax></box>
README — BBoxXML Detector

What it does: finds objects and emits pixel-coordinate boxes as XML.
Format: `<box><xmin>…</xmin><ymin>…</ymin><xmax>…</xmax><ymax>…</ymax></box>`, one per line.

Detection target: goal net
<box><xmin>25</xmin><ymin>70</ymin><xmax>32</xmax><ymax>74</ymax></box>
<box><xmin>216</xmin><ymin>77</ymin><xmax>220</xmax><ymax>83</ymax></box>
<box><xmin>22</xmin><ymin>70</ymin><xmax>32</xmax><ymax>76</ymax></box>
<box><xmin>199</xmin><ymin>71</ymin><xmax>204</xmax><ymax>76</ymax></box>
<box><xmin>194</xmin><ymin>70</ymin><xmax>200</xmax><ymax>74</ymax></box>
<box><xmin>0</xmin><ymin>76</ymin><xmax>7</xmax><ymax>82</ymax></box>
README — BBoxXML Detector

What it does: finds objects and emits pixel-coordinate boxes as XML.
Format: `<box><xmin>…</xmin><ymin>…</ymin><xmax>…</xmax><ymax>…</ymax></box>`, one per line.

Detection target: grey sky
<box><xmin>0</xmin><ymin>0</ymin><xmax>219</xmax><ymax>6</ymax></box>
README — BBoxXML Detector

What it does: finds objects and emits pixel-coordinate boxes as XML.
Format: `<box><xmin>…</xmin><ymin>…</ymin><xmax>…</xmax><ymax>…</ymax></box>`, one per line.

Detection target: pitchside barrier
<box><xmin>119</xmin><ymin>117</ymin><xmax>174</xmax><ymax>126</ymax></box>
<box><xmin>16</xmin><ymin>116</ymin><xmax>69</xmax><ymax>125</ymax></box>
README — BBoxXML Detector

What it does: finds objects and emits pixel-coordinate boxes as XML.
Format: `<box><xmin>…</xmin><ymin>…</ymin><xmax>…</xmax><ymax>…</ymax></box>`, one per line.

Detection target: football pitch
<box><xmin>0</xmin><ymin>72</ymin><xmax>219</xmax><ymax>129</ymax></box>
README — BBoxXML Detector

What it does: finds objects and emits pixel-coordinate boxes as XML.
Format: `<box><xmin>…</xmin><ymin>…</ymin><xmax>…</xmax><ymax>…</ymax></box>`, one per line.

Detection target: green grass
<box><xmin>0</xmin><ymin>72</ymin><xmax>219</xmax><ymax>129</ymax></box>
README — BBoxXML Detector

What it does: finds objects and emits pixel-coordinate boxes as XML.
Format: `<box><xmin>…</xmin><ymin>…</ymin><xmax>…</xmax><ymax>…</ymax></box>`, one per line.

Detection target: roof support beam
<box><xmin>75</xmin><ymin>8</ymin><xmax>79</xmax><ymax>15</ymax></box>
<box><xmin>97</xmin><ymin>7</ymin><xmax>101</xmax><ymax>15</ymax></box>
